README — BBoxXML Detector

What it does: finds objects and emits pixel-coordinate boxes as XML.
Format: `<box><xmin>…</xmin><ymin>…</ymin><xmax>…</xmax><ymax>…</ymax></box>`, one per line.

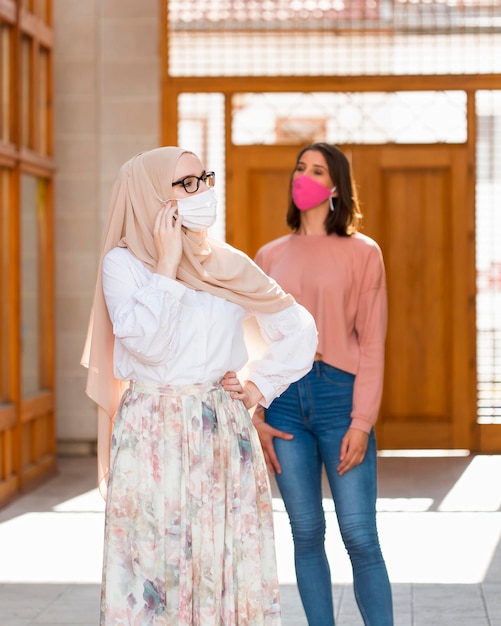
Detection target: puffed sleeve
<box><xmin>102</xmin><ymin>248</ymin><xmax>187</xmax><ymax>365</ymax></box>
<box><xmin>246</xmin><ymin>303</ymin><xmax>318</xmax><ymax>407</ymax></box>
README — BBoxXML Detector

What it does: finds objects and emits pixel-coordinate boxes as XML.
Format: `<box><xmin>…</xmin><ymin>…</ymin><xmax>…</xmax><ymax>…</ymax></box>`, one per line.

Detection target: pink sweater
<box><xmin>255</xmin><ymin>232</ymin><xmax>387</xmax><ymax>433</ymax></box>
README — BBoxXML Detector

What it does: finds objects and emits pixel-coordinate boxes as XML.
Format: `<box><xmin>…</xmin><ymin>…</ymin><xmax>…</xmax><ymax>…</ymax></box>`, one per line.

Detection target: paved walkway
<box><xmin>0</xmin><ymin>453</ymin><xmax>500</xmax><ymax>625</ymax></box>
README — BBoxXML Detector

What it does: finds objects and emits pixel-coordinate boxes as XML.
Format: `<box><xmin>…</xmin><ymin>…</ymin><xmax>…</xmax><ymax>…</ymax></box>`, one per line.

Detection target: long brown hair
<box><xmin>286</xmin><ymin>143</ymin><xmax>362</xmax><ymax>236</ymax></box>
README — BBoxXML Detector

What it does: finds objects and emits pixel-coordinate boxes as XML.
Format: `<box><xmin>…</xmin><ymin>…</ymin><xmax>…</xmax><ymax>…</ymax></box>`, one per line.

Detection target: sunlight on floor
<box><xmin>0</xmin><ymin>455</ymin><xmax>500</xmax><ymax>588</ymax></box>
<box><xmin>273</xmin><ymin>509</ymin><xmax>501</xmax><ymax>585</ymax></box>
<box><xmin>438</xmin><ymin>455</ymin><xmax>501</xmax><ymax>512</ymax></box>
<box><xmin>273</xmin><ymin>454</ymin><xmax>501</xmax><ymax>586</ymax></box>
<box><xmin>0</xmin><ymin>489</ymin><xmax>104</xmax><ymax>584</ymax></box>
<box><xmin>378</xmin><ymin>449</ymin><xmax>471</xmax><ymax>458</ymax></box>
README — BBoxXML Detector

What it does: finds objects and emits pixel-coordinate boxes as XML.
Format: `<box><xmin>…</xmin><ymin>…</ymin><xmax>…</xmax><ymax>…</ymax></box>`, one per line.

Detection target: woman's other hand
<box><xmin>252</xmin><ymin>417</ymin><xmax>293</xmax><ymax>475</ymax></box>
<box><xmin>154</xmin><ymin>201</ymin><xmax>183</xmax><ymax>279</ymax></box>
<box><xmin>337</xmin><ymin>428</ymin><xmax>369</xmax><ymax>475</ymax></box>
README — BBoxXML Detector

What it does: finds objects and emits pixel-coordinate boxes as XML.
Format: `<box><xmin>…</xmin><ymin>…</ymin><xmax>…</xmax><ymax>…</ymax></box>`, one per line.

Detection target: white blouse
<box><xmin>102</xmin><ymin>247</ymin><xmax>318</xmax><ymax>407</ymax></box>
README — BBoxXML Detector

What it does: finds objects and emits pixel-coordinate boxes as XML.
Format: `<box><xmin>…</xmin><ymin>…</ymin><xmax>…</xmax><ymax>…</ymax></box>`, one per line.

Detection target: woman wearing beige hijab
<box><xmin>82</xmin><ymin>146</ymin><xmax>317</xmax><ymax>625</ymax></box>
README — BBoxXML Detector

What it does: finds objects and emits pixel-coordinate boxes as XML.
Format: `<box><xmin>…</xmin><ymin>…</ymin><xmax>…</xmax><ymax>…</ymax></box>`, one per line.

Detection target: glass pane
<box><xmin>38</xmin><ymin>47</ymin><xmax>50</xmax><ymax>155</ymax></box>
<box><xmin>21</xmin><ymin>174</ymin><xmax>48</xmax><ymax>398</ymax></box>
<box><xmin>170</xmin><ymin>0</ymin><xmax>500</xmax><ymax>28</ymax></box>
<box><xmin>0</xmin><ymin>26</ymin><xmax>10</xmax><ymax>144</ymax></box>
<box><xmin>20</xmin><ymin>36</ymin><xmax>32</xmax><ymax>149</ymax></box>
<box><xmin>476</xmin><ymin>91</ymin><xmax>501</xmax><ymax>425</ymax></box>
<box><xmin>38</xmin><ymin>0</ymin><xmax>50</xmax><ymax>23</ymax></box>
<box><xmin>168</xmin><ymin>1</ymin><xmax>501</xmax><ymax>77</ymax></box>
<box><xmin>232</xmin><ymin>91</ymin><xmax>467</xmax><ymax>145</ymax></box>
<box><xmin>178</xmin><ymin>93</ymin><xmax>226</xmax><ymax>240</ymax></box>
<box><xmin>0</xmin><ymin>169</ymin><xmax>10</xmax><ymax>404</ymax></box>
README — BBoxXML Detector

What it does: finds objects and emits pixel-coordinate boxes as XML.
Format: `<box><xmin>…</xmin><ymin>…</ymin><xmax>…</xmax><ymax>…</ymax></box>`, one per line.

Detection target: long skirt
<box><xmin>100</xmin><ymin>380</ymin><xmax>281</xmax><ymax>626</ymax></box>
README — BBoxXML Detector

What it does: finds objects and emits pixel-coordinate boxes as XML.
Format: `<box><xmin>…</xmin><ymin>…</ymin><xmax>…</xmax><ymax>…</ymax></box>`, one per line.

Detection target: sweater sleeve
<box><xmin>350</xmin><ymin>245</ymin><xmax>388</xmax><ymax>433</ymax></box>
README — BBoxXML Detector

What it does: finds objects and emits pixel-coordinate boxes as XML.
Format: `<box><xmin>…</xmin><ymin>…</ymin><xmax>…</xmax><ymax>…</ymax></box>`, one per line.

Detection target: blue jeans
<box><xmin>265</xmin><ymin>362</ymin><xmax>393</xmax><ymax>626</ymax></box>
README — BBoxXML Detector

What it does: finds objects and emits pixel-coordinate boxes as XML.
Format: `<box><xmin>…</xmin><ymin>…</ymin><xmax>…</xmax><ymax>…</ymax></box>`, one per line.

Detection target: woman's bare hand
<box><xmin>252</xmin><ymin>418</ymin><xmax>293</xmax><ymax>475</ymax></box>
<box><xmin>221</xmin><ymin>371</ymin><xmax>245</xmax><ymax>400</ymax></box>
<box><xmin>153</xmin><ymin>201</ymin><xmax>183</xmax><ymax>279</ymax></box>
<box><xmin>221</xmin><ymin>372</ymin><xmax>263</xmax><ymax>410</ymax></box>
<box><xmin>221</xmin><ymin>372</ymin><xmax>294</xmax><ymax>474</ymax></box>
<box><xmin>337</xmin><ymin>428</ymin><xmax>369</xmax><ymax>475</ymax></box>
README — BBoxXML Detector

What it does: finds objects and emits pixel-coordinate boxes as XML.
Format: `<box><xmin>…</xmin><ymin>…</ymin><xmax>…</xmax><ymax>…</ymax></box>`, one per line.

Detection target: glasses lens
<box><xmin>183</xmin><ymin>176</ymin><xmax>199</xmax><ymax>193</ymax></box>
<box><xmin>206</xmin><ymin>172</ymin><xmax>215</xmax><ymax>188</ymax></box>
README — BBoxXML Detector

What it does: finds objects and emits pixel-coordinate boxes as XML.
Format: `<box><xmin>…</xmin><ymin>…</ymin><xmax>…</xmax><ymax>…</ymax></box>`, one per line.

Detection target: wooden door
<box><xmin>226</xmin><ymin>143</ymin><xmax>477</xmax><ymax>450</ymax></box>
<box><xmin>0</xmin><ymin>2</ymin><xmax>56</xmax><ymax>506</ymax></box>
<box><xmin>226</xmin><ymin>145</ymin><xmax>300</xmax><ymax>257</ymax></box>
<box><xmin>354</xmin><ymin>145</ymin><xmax>475</xmax><ymax>449</ymax></box>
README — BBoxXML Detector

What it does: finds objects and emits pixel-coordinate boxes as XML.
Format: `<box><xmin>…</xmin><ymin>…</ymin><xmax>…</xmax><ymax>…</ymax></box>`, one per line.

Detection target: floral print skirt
<box><xmin>101</xmin><ymin>380</ymin><xmax>281</xmax><ymax>626</ymax></box>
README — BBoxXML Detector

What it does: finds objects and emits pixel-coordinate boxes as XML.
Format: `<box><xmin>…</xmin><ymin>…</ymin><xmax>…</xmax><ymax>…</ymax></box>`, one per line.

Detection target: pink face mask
<box><xmin>292</xmin><ymin>175</ymin><xmax>336</xmax><ymax>211</ymax></box>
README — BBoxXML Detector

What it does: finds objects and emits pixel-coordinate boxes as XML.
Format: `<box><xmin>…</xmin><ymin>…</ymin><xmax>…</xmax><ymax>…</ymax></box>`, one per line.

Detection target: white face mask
<box><xmin>175</xmin><ymin>188</ymin><xmax>218</xmax><ymax>232</ymax></box>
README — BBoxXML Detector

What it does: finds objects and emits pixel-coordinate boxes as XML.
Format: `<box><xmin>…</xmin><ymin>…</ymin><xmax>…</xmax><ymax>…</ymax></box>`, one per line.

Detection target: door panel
<box><xmin>226</xmin><ymin>143</ymin><xmax>477</xmax><ymax>450</ymax></box>
<box><xmin>226</xmin><ymin>145</ymin><xmax>303</xmax><ymax>258</ymax></box>
<box><xmin>355</xmin><ymin>145</ymin><xmax>475</xmax><ymax>449</ymax></box>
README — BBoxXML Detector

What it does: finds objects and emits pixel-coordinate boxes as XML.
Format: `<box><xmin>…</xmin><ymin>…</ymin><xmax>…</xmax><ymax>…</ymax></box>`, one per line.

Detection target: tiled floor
<box><xmin>0</xmin><ymin>453</ymin><xmax>500</xmax><ymax>625</ymax></box>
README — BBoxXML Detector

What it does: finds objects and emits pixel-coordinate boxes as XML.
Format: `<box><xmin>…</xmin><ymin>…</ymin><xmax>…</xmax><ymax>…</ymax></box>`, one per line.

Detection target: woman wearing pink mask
<box><xmin>82</xmin><ymin>146</ymin><xmax>317</xmax><ymax>625</ymax></box>
<box><xmin>254</xmin><ymin>143</ymin><xmax>393</xmax><ymax>626</ymax></box>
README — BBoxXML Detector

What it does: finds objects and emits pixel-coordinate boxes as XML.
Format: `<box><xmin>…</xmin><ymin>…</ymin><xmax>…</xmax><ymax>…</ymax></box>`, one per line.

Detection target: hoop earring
<box><xmin>329</xmin><ymin>197</ymin><xmax>337</xmax><ymax>211</ymax></box>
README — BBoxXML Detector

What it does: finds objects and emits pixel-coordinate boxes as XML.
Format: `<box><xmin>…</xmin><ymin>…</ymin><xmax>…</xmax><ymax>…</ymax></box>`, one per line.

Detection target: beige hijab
<box><xmin>81</xmin><ymin>146</ymin><xmax>293</xmax><ymax>495</ymax></box>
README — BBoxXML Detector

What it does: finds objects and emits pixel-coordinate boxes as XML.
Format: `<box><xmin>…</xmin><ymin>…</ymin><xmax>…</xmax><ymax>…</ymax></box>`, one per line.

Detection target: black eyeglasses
<box><xmin>172</xmin><ymin>171</ymin><xmax>216</xmax><ymax>194</ymax></box>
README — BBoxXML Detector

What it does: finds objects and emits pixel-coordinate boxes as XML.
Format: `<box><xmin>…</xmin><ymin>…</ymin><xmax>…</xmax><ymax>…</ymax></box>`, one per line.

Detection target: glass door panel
<box><xmin>21</xmin><ymin>173</ymin><xmax>50</xmax><ymax>398</ymax></box>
